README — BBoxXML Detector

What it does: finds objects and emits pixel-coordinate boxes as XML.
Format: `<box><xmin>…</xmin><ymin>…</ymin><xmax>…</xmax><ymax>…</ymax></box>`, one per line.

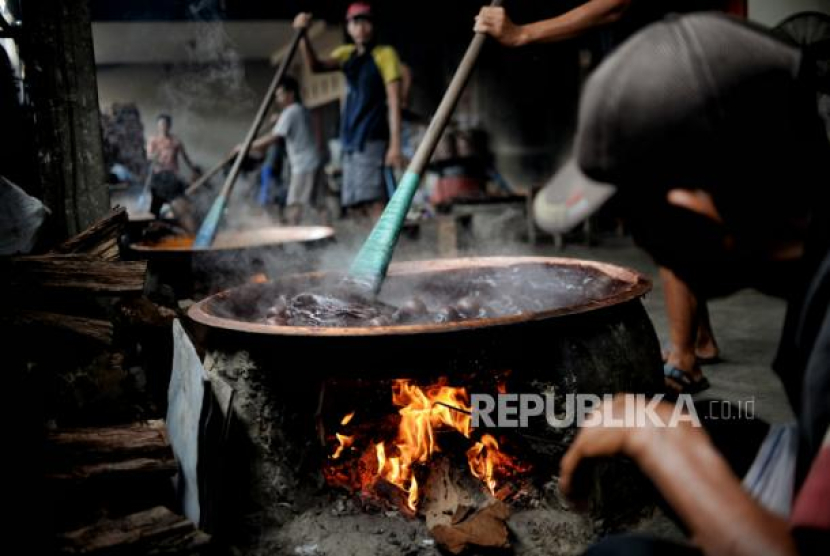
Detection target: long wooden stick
<box><xmin>184</xmin><ymin>131</ymin><xmax>274</xmax><ymax>197</ymax></box>
<box><xmin>184</xmin><ymin>153</ymin><xmax>234</xmax><ymax>196</ymax></box>
<box><xmin>193</xmin><ymin>27</ymin><xmax>305</xmax><ymax>248</ymax></box>
<box><xmin>348</xmin><ymin>0</ymin><xmax>502</xmax><ymax>292</ymax></box>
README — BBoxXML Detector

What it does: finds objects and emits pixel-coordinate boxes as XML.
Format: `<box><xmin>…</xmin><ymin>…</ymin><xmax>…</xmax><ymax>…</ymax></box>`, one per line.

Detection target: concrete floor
<box><xmin>486</xmin><ymin>235</ymin><xmax>794</xmax><ymax>425</ymax></box>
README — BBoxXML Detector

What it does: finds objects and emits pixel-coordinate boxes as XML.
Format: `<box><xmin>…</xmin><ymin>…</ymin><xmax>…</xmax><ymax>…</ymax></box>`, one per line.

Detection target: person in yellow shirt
<box><xmin>294</xmin><ymin>3</ymin><xmax>403</xmax><ymax>218</ymax></box>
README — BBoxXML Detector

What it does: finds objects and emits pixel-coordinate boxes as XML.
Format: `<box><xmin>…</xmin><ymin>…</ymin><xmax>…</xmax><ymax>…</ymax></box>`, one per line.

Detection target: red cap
<box><xmin>346</xmin><ymin>2</ymin><xmax>373</xmax><ymax>20</ymax></box>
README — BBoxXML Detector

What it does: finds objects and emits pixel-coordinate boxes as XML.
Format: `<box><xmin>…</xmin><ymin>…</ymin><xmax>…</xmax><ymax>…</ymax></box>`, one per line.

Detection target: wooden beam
<box><xmin>47</xmin><ymin>457</ymin><xmax>178</xmax><ymax>482</ymax></box>
<box><xmin>52</xmin><ymin>207</ymin><xmax>128</xmax><ymax>261</ymax></box>
<box><xmin>2</xmin><ymin>310</ymin><xmax>113</xmax><ymax>344</ymax></box>
<box><xmin>47</xmin><ymin>422</ymin><xmax>172</xmax><ymax>465</ymax></box>
<box><xmin>22</xmin><ymin>0</ymin><xmax>109</xmax><ymax>239</ymax></box>
<box><xmin>58</xmin><ymin>506</ymin><xmax>210</xmax><ymax>555</ymax></box>
<box><xmin>3</xmin><ymin>255</ymin><xmax>147</xmax><ymax>293</ymax></box>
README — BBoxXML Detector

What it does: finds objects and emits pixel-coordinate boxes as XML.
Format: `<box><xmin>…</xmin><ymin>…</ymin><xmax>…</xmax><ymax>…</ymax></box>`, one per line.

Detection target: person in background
<box><xmin>554</xmin><ymin>14</ymin><xmax>829</xmax><ymax>555</ymax></box>
<box><xmin>246</xmin><ymin>76</ymin><xmax>324</xmax><ymax>225</ymax></box>
<box><xmin>146</xmin><ymin>114</ymin><xmax>200</xmax><ymax>217</ymax></box>
<box><xmin>293</xmin><ymin>2</ymin><xmax>404</xmax><ymax>219</ymax></box>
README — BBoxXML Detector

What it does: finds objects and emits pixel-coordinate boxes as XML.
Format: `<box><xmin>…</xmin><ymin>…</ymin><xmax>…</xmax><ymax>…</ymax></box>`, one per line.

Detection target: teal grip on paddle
<box><xmin>193</xmin><ymin>194</ymin><xmax>227</xmax><ymax>248</ymax></box>
<box><xmin>348</xmin><ymin>170</ymin><xmax>421</xmax><ymax>291</ymax></box>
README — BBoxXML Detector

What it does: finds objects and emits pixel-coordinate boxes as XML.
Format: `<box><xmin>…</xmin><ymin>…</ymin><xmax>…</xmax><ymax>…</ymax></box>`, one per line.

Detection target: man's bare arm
<box><xmin>560</xmin><ymin>396</ymin><xmax>797</xmax><ymax>556</ymax></box>
<box><xmin>249</xmin><ymin>134</ymin><xmax>281</xmax><ymax>153</ymax></box>
<box><xmin>634</xmin><ymin>424</ymin><xmax>795</xmax><ymax>556</ymax></box>
<box><xmin>178</xmin><ymin>143</ymin><xmax>199</xmax><ymax>173</ymax></box>
<box><xmin>475</xmin><ymin>0</ymin><xmax>632</xmax><ymax>48</ymax></box>
<box><xmin>294</xmin><ymin>13</ymin><xmax>341</xmax><ymax>73</ymax></box>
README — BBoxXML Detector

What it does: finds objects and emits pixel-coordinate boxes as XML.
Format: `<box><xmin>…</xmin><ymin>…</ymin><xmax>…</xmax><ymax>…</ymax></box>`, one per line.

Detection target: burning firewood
<box><xmin>422</xmin><ymin>457</ymin><xmax>511</xmax><ymax>554</ymax></box>
<box><xmin>322</xmin><ymin>378</ymin><xmax>532</xmax><ymax>518</ymax></box>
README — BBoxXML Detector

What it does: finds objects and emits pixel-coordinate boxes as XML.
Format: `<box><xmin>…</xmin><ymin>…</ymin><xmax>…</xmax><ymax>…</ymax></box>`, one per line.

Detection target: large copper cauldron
<box><xmin>188</xmin><ymin>256</ymin><xmax>662</xmax><ymax>394</ymax></box>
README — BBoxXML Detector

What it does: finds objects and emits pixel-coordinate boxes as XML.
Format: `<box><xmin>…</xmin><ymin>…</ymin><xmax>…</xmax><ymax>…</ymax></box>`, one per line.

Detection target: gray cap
<box><xmin>578</xmin><ymin>12</ymin><xmax>805</xmax><ymax>191</ymax></box>
<box><xmin>534</xmin><ymin>12</ymin><xmax>826</xmax><ymax>233</ymax></box>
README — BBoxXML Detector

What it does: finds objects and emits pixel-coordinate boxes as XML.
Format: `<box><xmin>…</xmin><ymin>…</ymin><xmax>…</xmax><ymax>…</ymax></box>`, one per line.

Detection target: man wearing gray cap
<box><xmin>556</xmin><ymin>13</ymin><xmax>829</xmax><ymax>556</ymax></box>
<box><xmin>478</xmin><ymin>1</ymin><xmax>748</xmax><ymax>393</ymax></box>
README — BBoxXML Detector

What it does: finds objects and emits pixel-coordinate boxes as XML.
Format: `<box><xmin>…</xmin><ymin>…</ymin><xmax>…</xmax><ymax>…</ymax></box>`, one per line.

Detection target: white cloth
<box><xmin>273</xmin><ymin>102</ymin><xmax>320</xmax><ymax>175</ymax></box>
<box><xmin>742</xmin><ymin>422</ymin><xmax>798</xmax><ymax>518</ymax></box>
<box><xmin>0</xmin><ymin>176</ymin><xmax>49</xmax><ymax>255</ymax></box>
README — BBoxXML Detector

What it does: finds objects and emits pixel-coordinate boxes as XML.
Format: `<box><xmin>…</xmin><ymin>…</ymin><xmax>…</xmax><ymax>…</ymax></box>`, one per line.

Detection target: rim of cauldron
<box><xmin>187</xmin><ymin>256</ymin><xmax>653</xmax><ymax>337</ymax></box>
<box><xmin>129</xmin><ymin>226</ymin><xmax>336</xmax><ymax>254</ymax></box>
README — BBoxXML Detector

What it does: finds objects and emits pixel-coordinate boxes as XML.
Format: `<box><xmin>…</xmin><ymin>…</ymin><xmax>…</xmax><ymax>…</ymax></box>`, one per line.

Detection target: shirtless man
<box><xmin>146</xmin><ymin>114</ymin><xmax>200</xmax><ymax>217</ymax></box>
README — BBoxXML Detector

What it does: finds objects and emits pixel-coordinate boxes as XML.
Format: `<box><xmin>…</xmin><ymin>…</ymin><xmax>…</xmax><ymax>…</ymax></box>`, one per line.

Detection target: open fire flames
<box><xmin>324</xmin><ymin>379</ymin><xmax>531</xmax><ymax>513</ymax></box>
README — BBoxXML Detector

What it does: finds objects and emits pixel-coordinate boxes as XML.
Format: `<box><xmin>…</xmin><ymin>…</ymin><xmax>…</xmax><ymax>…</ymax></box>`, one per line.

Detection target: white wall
<box><xmin>96</xmin><ymin>62</ymin><xmax>274</xmax><ymax>171</ymax></box>
<box><xmin>93</xmin><ymin>21</ymin><xmax>291</xmax><ymax>65</ymax></box>
<box><xmin>749</xmin><ymin>0</ymin><xmax>830</xmax><ymax>26</ymax></box>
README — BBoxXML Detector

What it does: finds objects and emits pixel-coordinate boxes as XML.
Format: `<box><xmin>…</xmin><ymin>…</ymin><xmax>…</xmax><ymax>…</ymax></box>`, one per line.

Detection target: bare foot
<box><xmin>662</xmin><ymin>343</ymin><xmax>720</xmax><ymax>365</ymax></box>
<box><xmin>695</xmin><ymin>305</ymin><xmax>720</xmax><ymax>362</ymax></box>
<box><xmin>694</xmin><ymin>334</ymin><xmax>720</xmax><ymax>362</ymax></box>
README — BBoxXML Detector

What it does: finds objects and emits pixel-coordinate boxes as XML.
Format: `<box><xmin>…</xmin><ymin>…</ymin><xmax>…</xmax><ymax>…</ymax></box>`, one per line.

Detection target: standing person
<box><xmin>246</xmin><ymin>76</ymin><xmax>324</xmax><ymax>225</ymax></box>
<box><xmin>479</xmin><ymin>1</ymin><xmax>743</xmax><ymax>393</ymax></box>
<box><xmin>146</xmin><ymin>114</ymin><xmax>200</xmax><ymax>217</ymax></box>
<box><xmin>293</xmin><ymin>2</ymin><xmax>404</xmax><ymax>219</ymax></box>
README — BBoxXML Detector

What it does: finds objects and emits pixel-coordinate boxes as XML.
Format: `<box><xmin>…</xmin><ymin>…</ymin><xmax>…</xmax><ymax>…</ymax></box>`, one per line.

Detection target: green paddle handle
<box><xmin>193</xmin><ymin>194</ymin><xmax>226</xmax><ymax>248</ymax></box>
<box><xmin>348</xmin><ymin>171</ymin><xmax>421</xmax><ymax>290</ymax></box>
<box><xmin>346</xmin><ymin>0</ymin><xmax>501</xmax><ymax>292</ymax></box>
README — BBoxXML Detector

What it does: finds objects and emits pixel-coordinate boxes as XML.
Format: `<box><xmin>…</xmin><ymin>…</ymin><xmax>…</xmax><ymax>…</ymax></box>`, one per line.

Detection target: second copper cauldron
<box><xmin>129</xmin><ymin>226</ymin><xmax>335</xmax><ymax>299</ymax></box>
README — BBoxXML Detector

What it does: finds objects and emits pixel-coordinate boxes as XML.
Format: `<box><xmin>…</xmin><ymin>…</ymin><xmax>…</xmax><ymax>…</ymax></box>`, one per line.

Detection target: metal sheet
<box><xmin>166</xmin><ymin>319</ymin><xmax>207</xmax><ymax>525</ymax></box>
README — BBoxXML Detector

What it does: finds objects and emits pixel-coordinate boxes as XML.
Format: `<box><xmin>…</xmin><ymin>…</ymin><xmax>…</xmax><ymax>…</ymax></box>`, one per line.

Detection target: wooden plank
<box><xmin>48</xmin><ymin>422</ymin><xmax>172</xmax><ymax>467</ymax></box>
<box><xmin>53</xmin><ymin>207</ymin><xmax>127</xmax><ymax>261</ymax></box>
<box><xmin>2</xmin><ymin>310</ymin><xmax>113</xmax><ymax>344</ymax></box>
<box><xmin>3</xmin><ymin>256</ymin><xmax>147</xmax><ymax>293</ymax></box>
<box><xmin>58</xmin><ymin>506</ymin><xmax>210</xmax><ymax>555</ymax></box>
<box><xmin>46</xmin><ymin>424</ymin><xmax>181</xmax><ymax>535</ymax></box>
<box><xmin>47</xmin><ymin>457</ymin><xmax>178</xmax><ymax>482</ymax></box>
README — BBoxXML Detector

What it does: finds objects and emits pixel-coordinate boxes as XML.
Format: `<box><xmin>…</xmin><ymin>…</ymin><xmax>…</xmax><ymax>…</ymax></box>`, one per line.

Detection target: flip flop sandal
<box><xmin>663</xmin><ymin>363</ymin><xmax>711</xmax><ymax>395</ymax></box>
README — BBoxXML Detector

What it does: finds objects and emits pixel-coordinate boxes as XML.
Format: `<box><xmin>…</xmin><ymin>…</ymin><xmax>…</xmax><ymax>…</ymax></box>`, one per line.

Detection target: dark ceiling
<box><xmin>89</xmin><ymin>0</ymin><xmax>460</xmax><ymax>23</ymax></box>
<box><xmin>88</xmin><ymin>0</ymin><xmax>583</xmax><ymax>23</ymax></box>
<box><xmin>90</xmin><ymin>0</ymin><xmax>343</xmax><ymax>22</ymax></box>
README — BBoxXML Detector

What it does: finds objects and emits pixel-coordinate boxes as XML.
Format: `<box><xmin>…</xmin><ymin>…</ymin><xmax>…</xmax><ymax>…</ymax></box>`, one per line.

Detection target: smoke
<box><xmin>151</xmin><ymin>0</ymin><xmax>281</xmax><ymax>235</ymax></box>
<box><xmin>157</xmin><ymin>2</ymin><xmax>254</xmax><ymax>118</ymax></box>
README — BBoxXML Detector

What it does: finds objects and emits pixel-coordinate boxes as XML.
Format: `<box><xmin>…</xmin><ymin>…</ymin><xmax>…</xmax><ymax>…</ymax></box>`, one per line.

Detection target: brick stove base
<box><xmin>194</xmin><ymin>349</ymin><xmax>660</xmax><ymax>556</ymax></box>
